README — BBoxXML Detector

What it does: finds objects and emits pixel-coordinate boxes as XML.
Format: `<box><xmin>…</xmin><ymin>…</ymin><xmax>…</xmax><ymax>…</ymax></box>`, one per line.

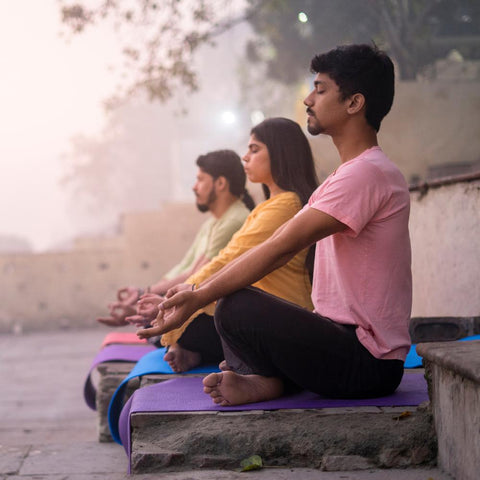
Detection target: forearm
<box><xmin>195</xmin><ymin>237</ymin><xmax>296</xmax><ymax>306</ymax></box>
<box><xmin>151</xmin><ymin>209</ymin><xmax>346</xmax><ymax>339</ymax></box>
<box><xmin>196</xmin><ymin>209</ymin><xmax>346</xmax><ymax>304</ymax></box>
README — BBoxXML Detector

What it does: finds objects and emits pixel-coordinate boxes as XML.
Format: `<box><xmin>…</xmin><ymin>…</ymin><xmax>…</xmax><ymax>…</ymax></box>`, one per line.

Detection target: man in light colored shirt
<box><xmin>97</xmin><ymin>149</ymin><xmax>253</xmax><ymax>327</ymax></box>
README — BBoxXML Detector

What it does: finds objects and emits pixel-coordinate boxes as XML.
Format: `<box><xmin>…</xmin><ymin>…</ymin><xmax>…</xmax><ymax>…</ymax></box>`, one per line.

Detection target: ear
<box><xmin>346</xmin><ymin>93</ymin><xmax>365</xmax><ymax>115</ymax></box>
<box><xmin>215</xmin><ymin>176</ymin><xmax>228</xmax><ymax>192</ymax></box>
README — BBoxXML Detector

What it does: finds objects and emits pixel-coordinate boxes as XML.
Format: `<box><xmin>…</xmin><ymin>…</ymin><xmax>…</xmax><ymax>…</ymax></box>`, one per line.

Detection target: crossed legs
<box><xmin>203</xmin><ymin>287</ymin><xmax>404</xmax><ymax>405</ymax></box>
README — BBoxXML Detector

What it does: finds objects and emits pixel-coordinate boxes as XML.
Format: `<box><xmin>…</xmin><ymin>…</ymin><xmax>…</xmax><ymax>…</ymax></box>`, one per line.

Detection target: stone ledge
<box><xmin>416</xmin><ymin>340</ymin><xmax>480</xmax><ymax>480</ymax></box>
<box><xmin>129</xmin><ymin>407</ymin><xmax>436</xmax><ymax>474</ymax></box>
<box><xmin>95</xmin><ymin>362</ymin><xmax>209</xmax><ymax>442</ymax></box>
<box><xmin>417</xmin><ymin>340</ymin><xmax>480</xmax><ymax>384</ymax></box>
<box><xmin>96</xmin><ymin>362</ymin><xmax>138</xmax><ymax>442</ymax></box>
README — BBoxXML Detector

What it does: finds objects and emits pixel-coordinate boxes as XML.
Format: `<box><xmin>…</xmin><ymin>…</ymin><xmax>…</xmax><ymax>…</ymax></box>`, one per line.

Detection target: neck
<box><xmin>209</xmin><ymin>193</ymin><xmax>238</xmax><ymax>219</ymax></box>
<box><xmin>265</xmin><ymin>182</ymin><xmax>287</xmax><ymax>198</ymax></box>
<box><xmin>331</xmin><ymin>123</ymin><xmax>378</xmax><ymax>164</ymax></box>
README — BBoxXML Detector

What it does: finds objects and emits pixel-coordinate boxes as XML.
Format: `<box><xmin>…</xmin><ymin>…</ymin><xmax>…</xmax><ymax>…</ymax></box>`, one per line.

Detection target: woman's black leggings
<box><xmin>177</xmin><ymin>313</ymin><xmax>224</xmax><ymax>365</ymax></box>
<box><xmin>214</xmin><ymin>287</ymin><xmax>404</xmax><ymax>398</ymax></box>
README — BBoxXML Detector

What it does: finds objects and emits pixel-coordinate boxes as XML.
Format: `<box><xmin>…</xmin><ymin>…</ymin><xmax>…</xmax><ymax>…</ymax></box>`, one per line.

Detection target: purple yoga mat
<box><xmin>83</xmin><ymin>343</ymin><xmax>156</xmax><ymax>410</ymax></box>
<box><xmin>119</xmin><ymin>372</ymin><xmax>428</xmax><ymax>470</ymax></box>
<box><xmin>128</xmin><ymin>372</ymin><xmax>427</xmax><ymax>413</ymax></box>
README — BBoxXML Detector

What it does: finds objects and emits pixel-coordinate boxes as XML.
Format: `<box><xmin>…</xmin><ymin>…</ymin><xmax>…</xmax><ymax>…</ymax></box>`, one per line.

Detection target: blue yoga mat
<box><xmin>107</xmin><ymin>347</ymin><xmax>220</xmax><ymax>443</ymax></box>
<box><xmin>405</xmin><ymin>334</ymin><xmax>480</xmax><ymax>368</ymax></box>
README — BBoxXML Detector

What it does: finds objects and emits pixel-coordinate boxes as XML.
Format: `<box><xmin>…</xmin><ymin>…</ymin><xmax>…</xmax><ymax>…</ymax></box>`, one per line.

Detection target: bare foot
<box><xmin>202</xmin><ymin>371</ymin><xmax>284</xmax><ymax>406</ymax></box>
<box><xmin>219</xmin><ymin>360</ymin><xmax>232</xmax><ymax>371</ymax></box>
<box><xmin>163</xmin><ymin>344</ymin><xmax>201</xmax><ymax>373</ymax></box>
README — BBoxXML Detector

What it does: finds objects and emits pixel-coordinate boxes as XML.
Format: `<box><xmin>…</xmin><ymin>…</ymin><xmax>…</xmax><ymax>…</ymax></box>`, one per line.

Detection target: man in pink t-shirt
<box><xmin>307</xmin><ymin>145</ymin><xmax>412</xmax><ymax>362</ymax></box>
<box><xmin>148</xmin><ymin>44</ymin><xmax>413</xmax><ymax>406</ymax></box>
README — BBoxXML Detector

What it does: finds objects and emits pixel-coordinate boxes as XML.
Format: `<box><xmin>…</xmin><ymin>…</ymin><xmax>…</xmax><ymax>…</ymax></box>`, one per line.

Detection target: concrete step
<box><xmin>417</xmin><ymin>339</ymin><xmax>480</xmax><ymax>480</ymax></box>
<box><xmin>95</xmin><ymin>361</ymin><xmax>209</xmax><ymax>442</ymax></box>
<box><xmin>95</xmin><ymin>361</ymin><xmax>139</xmax><ymax>442</ymax></box>
<box><xmin>129</xmin><ymin>377</ymin><xmax>436</xmax><ymax>474</ymax></box>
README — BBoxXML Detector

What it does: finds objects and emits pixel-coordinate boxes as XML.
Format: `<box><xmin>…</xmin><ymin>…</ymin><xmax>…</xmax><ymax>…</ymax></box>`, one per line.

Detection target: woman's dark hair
<box><xmin>250</xmin><ymin>117</ymin><xmax>319</xmax><ymax>280</ymax></box>
<box><xmin>250</xmin><ymin>117</ymin><xmax>318</xmax><ymax>205</ymax></box>
<box><xmin>196</xmin><ymin>149</ymin><xmax>255</xmax><ymax>210</ymax></box>
<box><xmin>310</xmin><ymin>44</ymin><xmax>394</xmax><ymax>132</ymax></box>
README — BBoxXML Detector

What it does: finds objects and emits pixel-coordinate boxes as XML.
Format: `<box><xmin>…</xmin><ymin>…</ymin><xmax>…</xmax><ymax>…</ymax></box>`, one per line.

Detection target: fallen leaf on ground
<box><xmin>240</xmin><ymin>454</ymin><xmax>263</xmax><ymax>472</ymax></box>
<box><xmin>392</xmin><ymin>410</ymin><xmax>412</xmax><ymax>420</ymax></box>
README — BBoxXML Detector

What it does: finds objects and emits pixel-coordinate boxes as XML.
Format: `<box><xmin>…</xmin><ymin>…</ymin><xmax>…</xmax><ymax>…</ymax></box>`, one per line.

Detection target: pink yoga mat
<box><xmin>101</xmin><ymin>332</ymin><xmax>148</xmax><ymax>348</ymax></box>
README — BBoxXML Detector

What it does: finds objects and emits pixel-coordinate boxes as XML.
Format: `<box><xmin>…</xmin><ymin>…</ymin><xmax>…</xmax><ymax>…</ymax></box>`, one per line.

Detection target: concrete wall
<box><xmin>0</xmin><ymin>203</ymin><xmax>205</xmax><ymax>334</ymax></box>
<box><xmin>1</xmin><ymin>178</ymin><xmax>478</xmax><ymax>333</ymax></box>
<box><xmin>410</xmin><ymin>176</ymin><xmax>480</xmax><ymax>317</ymax></box>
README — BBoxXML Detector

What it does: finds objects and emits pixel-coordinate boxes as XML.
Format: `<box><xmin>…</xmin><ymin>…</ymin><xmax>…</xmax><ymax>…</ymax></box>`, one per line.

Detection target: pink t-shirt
<box><xmin>305</xmin><ymin>146</ymin><xmax>412</xmax><ymax>361</ymax></box>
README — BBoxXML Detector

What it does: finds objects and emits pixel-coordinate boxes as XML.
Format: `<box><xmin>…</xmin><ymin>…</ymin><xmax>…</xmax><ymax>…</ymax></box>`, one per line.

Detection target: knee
<box><xmin>214</xmin><ymin>289</ymin><xmax>251</xmax><ymax>334</ymax></box>
<box><xmin>214</xmin><ymin>293</ymin><xmax>238</xmax><ymax>334</ymax></box>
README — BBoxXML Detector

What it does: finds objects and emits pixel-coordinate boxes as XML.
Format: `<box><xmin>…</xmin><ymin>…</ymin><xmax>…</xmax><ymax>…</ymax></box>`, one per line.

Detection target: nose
<box><xmin>242</xmin><ymin>152</ymin><xmax>249</xmax><ymax>163</ymax></box>
<box><xmin>304</xmin><ymin>90</ymin><xmax>314</xmax><ymax>107</ymax></box>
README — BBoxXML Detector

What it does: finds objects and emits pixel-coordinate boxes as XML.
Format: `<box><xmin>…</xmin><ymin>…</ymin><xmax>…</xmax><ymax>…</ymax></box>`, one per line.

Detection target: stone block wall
<box><xmin>0</xmin><ymin>203</ymin><xmax>205</xmax><ymax>333</ymax></box>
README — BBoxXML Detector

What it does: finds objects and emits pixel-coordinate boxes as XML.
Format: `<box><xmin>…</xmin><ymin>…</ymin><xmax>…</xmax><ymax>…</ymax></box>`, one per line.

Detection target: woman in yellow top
<box><xmin>137</xmin><ymin>117</ymin><xmax>318</xmax><ymax>372</ymax></box>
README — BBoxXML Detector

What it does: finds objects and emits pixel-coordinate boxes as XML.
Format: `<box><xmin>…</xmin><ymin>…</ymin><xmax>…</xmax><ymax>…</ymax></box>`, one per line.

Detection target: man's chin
<box><xmin>306</xmin><ymin>121</ymin><xmax>322</xmax><ymax>136</ymax></box>
<box><xmin>196</xmin><ymin>203</ymin><xmax>209</xmax><ymax>213</ymax></box>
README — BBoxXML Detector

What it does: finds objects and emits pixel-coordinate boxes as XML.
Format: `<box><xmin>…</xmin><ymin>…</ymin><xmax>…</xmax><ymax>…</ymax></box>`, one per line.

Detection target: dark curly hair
<box><xmin>310</xmin><ymin>44</ymin><xmax>394</xmax><ymax>132</ymax></box>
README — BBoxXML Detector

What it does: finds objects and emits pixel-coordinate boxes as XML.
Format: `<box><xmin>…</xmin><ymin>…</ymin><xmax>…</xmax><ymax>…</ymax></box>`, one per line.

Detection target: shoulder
<box><xmin>257</xmin><ymin>192</ymin><xmax>302</xmax><ymax>212</ymax></box>
<box><xmin>198</xmin><ymin>217</ymin><xmax>215</xmax><ymax>233</ymax></box>
<box><xmin>250</xmin><ymin>192</ymin><xmax>302</xmax><ymax>227</ymax></box>
<box><xmin>217</xmin><ymin>200</ymin><xmax>249</xmax><ymax>226</ymax></box>
<box><xmin>326</xmin><ymin>149</ymin><xmax>405</xmax><ymax>196</ymax></box>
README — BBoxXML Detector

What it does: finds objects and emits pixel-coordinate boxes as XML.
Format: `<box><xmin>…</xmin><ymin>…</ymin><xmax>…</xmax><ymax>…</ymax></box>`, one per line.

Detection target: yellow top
<box><xmin>161</xmin><ymin>191</ymin><xmax>313</xmax><ymax>347</ymax></box>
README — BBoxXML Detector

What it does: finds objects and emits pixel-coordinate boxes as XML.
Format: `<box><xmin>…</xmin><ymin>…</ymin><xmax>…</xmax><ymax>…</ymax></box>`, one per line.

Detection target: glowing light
<box><xmin>221</xmin><ymin>110</ymin><xmax>236</xmax><ymax>125</ymax></box>
<box><xmin>250</xmin><ymin>110</ymin><xmax>265</xmax><ymax>126</ymax></box>
<box><xmin>298</xmin><ymin>12</ymin><xmax>308</xmax><ymax>23</ymax></box>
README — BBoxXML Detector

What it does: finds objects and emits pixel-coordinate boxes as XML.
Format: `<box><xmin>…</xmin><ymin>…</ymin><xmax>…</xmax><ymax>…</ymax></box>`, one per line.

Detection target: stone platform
<box><xmin>128</xmin><ymin>371</ymin><xmax>436</xmax><ymax>474</ymax></box>
<box><xmin>95</xmin><ymin>361</ymin><xmax>209</xmax><ymax>442</ymax></box>
<box><xmin>418</xmin><ymin>339</ymin><xmax>480</xmax><ymax>480</ymax></box>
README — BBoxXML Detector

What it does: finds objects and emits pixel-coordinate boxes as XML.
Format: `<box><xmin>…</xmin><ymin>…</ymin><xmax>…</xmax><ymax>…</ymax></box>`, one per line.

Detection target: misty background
<box><xmin>1</xmin><ymin>0</ymin><xmax>479</xmax><ymax>253</ymax></box>
<box><xmin>0</xmin><ymin>1</ymin><xmax>256</xmax><ymax>252</ymax></box>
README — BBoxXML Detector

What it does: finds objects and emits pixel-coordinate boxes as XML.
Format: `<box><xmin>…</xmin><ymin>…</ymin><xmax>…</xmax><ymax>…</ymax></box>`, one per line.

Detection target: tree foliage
<box><xmin>60</xmin><ymin>0</ymin><xmax>480</xmax><ymax>105</ymax></box>
<box><xmin>60</xmin><ymin>0</ymin><xmax>268</xmax><ymax>105</ymax></box>
<box><xmin>246</xmin><ymin>0</ymin><xmax>480</xmax><ymax>82</ymax></box>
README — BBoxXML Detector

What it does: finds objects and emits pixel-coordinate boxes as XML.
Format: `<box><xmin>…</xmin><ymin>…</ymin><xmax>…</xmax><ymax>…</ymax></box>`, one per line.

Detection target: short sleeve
<box><xmin>309</xmin><ymin>161</ymin><xmax>388</xmax><ymax>236</ymax></box>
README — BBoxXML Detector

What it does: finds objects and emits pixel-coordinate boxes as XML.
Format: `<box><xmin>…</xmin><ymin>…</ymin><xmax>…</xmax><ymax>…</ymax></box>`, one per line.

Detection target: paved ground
<box><xmin>0</xmin><ymin>328</ymin><xmax>453</xmax><ymax>479</ymax></box>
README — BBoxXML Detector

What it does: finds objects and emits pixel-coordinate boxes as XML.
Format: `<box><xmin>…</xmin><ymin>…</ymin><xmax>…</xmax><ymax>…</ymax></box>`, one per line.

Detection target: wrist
<box><xmin>192</xmin><ymin>285</ymin><xmax>212</xmax><ymax>310</ymax></box>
